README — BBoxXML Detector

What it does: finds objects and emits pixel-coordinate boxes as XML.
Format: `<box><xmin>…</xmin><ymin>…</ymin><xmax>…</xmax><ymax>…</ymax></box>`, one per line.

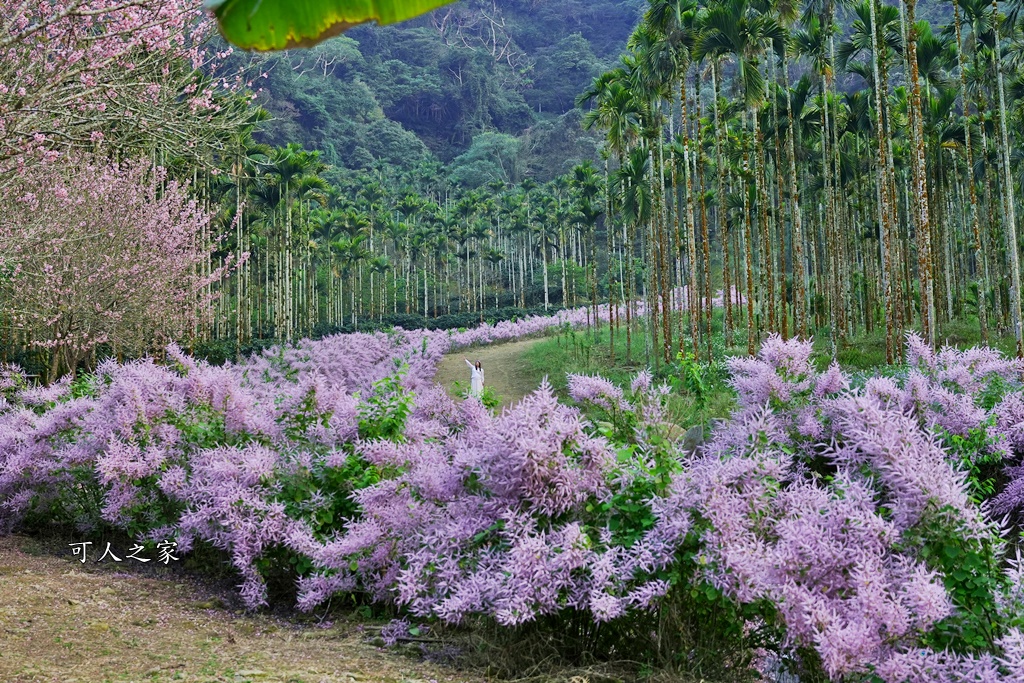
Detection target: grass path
<box><xmin>431</xmin><ymin>338</ymin><xmax>546</xmax><ymax>409</ymax></box>
<box><xmin>0</xmin><ymin>535</ymin><xmax>483</xmax><ymax>683</ymax></box>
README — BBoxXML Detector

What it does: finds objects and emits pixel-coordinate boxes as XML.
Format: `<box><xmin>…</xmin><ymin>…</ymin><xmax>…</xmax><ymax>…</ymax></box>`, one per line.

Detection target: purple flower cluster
<box><xmin>674</xmin><ymin>409</ymin><xmax>959</xmax><ymax>679</ymax></box>
<box><xmin>644</xmin><ymin>334</ymin><xmax>1023</xmax><ymax>680</ymax></box>
<box><xmin>889</xmin><ymin>335</ymin><xmax>1024</xmax><ymax>516</ymax></box>
<box><xmin>297</xmin><ymin>381</ymin><xmax>642</xmax><ymax>624</ymax></box>
<box><xmin>3</xmin><ymin>315</ymin><xmax>1024</xmax><ymax>681</ymax></box>
<box><xmin>567</xmin><ymin>374</ymin><xmax>628</xmax><ymax>411</ymax></box>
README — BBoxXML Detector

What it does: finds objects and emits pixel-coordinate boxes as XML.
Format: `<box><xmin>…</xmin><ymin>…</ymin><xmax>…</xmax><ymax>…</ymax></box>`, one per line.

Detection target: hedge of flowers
<box><xmin>2</xmin><ymin>313</ymin><xmax>1024</xmax><ymax>682</ymax></box>
<box><xmin>0</xmin><ymin>308</ymin><xmax>609</xmax><ymax>603</ymax></box>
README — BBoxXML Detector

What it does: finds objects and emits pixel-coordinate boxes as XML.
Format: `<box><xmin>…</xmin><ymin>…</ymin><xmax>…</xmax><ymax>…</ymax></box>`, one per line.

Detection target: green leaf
<box><xmin>207</xmin><ymin>0</ymin><xmax>458</xmax><ymax>51</ymax></box>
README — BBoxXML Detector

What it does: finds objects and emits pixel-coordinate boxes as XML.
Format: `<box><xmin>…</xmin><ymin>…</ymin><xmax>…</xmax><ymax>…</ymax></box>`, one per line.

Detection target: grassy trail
<box><xmin>431</xmin><ymin>338</ymin><xmax>547</xmax><ymax>409</ymax></box>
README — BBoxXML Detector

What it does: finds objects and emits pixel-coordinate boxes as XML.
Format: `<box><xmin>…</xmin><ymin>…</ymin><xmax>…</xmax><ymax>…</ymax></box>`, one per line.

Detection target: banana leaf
<box><xmin>205</xmin><ymin>0</ymin><xmax>457</xmax><ymax>51</ymax></box>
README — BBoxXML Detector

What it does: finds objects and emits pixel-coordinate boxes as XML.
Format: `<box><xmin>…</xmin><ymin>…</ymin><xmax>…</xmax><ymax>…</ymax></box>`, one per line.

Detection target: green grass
<box><xmin>523</xmin><ymin>325</ymin><xmax>643</xmax><ymax>394</ymax></box>
<box><xmin>523</xmin><ymin>323</ymin><xmax>736</xmax><ymax>429</ymax></box>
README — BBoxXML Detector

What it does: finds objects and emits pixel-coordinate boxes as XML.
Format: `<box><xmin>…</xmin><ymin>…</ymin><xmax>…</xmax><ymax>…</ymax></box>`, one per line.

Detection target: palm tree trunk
<box><xmin>606</xmin><ymin>156</ymin><xmax>616</xmax><ymax>360</ymax></box>
<box><xmin>682</xmin><ymin>74</ymin><xmax>700</xmax><ymax>360</ymax></box>
<box><xmin>757</xmin><ymin>107</ymin><xmax>774</xmax><ymax>340</ymax></box>
<box><xmin>868</xmin><ymin>0</ymin><xmax>897</xmax><ymax>362</ymax></box>
<box><xmin>992</xmin><ymin>0</ymin><xmax>1024</xmax><ymax>355</ymax></box>
<box><xmin>625</xmin><ymin>179</ymin><xmax>635</xmax><ymax>362</ymax></box>
<box><xmin>695</xmin><ymin>79</ymin><xmax>713</xmax><ymax>359</ymax></box>
<box><xmin>713</xmin><ymin>61</ymin><xmax>734</xmax><ymax>347</ymax></box>
<box><xmin>903</xmin><ymin>0</ymin><xmax>936</xmax><ymax>348</ymax></box>
<box><xmin>820</xmin><ymin>79</ymin><xmax>838</xmax><ymax>353</ymax></box>
<box><xmin>656</xmin><ymin>134</ymin><xmax>673</xmax><ymax>363</ymax></box>
<box><xmin>744</xmin><ymin>111</ymin><xmax>756</xmax><ymax>356</ymax></box>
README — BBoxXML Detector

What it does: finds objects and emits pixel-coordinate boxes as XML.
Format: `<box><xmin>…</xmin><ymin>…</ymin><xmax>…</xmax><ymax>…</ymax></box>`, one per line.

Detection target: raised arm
<box><xmin>465</xmin><ymin>358</ymin><xmax>474</xmax><ymax>369</ymax></box>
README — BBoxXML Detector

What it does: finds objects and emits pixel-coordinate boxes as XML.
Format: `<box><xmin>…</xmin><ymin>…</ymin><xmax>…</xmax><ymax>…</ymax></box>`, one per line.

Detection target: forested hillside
<box><xmin>234</xmin><ymin>0</ymin><xmax>644</xmax><ymax>183</ymax></box>
<box><xmin>236</xmin><ymin>0</ymin><xmax>960</xmax><ymax>185</ymax></box>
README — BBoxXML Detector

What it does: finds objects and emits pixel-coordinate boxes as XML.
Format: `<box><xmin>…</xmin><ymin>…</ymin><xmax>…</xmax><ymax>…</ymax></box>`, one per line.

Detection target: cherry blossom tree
<box><xmin>0</xmin><ymin>153</ymin><xmax>240</xmax><ymax>380</ymax></box>
<box><xmin>0</xmin><ymin>0</ymin><xmax>251</xmax><ymax>184</ymax></box>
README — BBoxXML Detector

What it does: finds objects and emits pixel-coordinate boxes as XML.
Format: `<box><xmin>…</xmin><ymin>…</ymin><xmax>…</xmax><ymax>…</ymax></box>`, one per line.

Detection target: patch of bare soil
<box><xmin>0</xmin><ymin>534</ymin><xmax>486</xmax><ymax>683</ymax></box>
<box><xmin>431</xmin><ymin>339</ymin><xmax>546</xmax><ymax>409</ymax></box>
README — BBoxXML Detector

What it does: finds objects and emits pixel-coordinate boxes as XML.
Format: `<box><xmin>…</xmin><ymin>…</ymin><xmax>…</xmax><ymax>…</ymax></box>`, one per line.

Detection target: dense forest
<box><xmin>186</xmin><ymin>0</ymin><xmax>1024</xmax><ymax>374</ymax></box>
<box><xmin>8</xmin><ymin>0</ymin><xmax>1024</xmax><ymax>376</ymax></box>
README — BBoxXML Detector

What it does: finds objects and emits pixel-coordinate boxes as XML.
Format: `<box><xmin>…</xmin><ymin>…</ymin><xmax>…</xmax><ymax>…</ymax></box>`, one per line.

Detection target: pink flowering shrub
<box><xmin>671</xmin><ymin>404</ymin><xmax>971</xmax><ymax>679</ymax></box>
<box><xmin>0</xmin><ymin>306</ymin><xmax>609</xmax><ymax>606</ymax></box>
<box><xmin>567</xmin><ymin>369</ymin><xmax>675</xmax><ymax>449</ymax></box>
<box><xmin>0</xmin><ymin>329</ymin><xmax>433</xmax><ymax>605</ymax></box>
<box><xmin>528</xmin><ymin>334</ymin><xmax>1022</xmax><ymax>679</ymax></box>
<box><xmin>296</xmin><ymin>382</ymin><xmax>628</xmax><ymax>619</ymax></box>
<box><xmin>894</xmin><ymin>334</ymin><xmax>1024</xmax><ymax>518</ymax></box>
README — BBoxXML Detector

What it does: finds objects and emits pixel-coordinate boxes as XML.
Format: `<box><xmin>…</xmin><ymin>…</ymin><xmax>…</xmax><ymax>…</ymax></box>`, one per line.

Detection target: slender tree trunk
<box><xmin>992</xmin><ymin>0</ymin><xmax>1024</xmax><ymax>355</ymax></box>
<box><xmin>819</xmin><ymin>77</ymin><xmax>839</xmax><ymax>354</ymax></box>
<box><xmin>868</xmin><ymin>0</ymin><xmax>897</xmax><ymax>362</ymax></box>
<box><xmin>625</xmin><ymin>177</ymin><xmax>634</xmax><ymax>361</ymax></box>
<box><xmin>784</xmin><ymin>52</ymin><xmax>808</xmax><ymax>339</ymax></box>
<box><xmin>713</xmin><ymin>62</ymin><xmax>734</xmax><ymax>347</ymax></box>
<box><xmin>542</xmin><ymin>228</ymin><xmax>550</xmax><ymax>311</ymax></box>
<box><xmin>681</xmin><ymin>74</ymin><xmax>700</xmax><ymax>359</ymax></box>
<box><xmin>606</xmin><ymin>156</ymin><xmax>616</xmax><ymax>360</ymax></box>
<box><xmin>695</xmin><ymin>79</ymin><xmax>713</xmax><ymax>359</ymax></box>
<box><xmin>903</xmin><ymin>0</ymin><xmax>936</xmax><ymax>348</ymax></box>
<box><xmin>744</xmin><ymin>111</ymin><xmax>756</xmax><ymax>356</ymax></box>
<box><xmin>757</xmin><ymin>106</ymin><xmax>773</xmax><ymax>341</ymax></box>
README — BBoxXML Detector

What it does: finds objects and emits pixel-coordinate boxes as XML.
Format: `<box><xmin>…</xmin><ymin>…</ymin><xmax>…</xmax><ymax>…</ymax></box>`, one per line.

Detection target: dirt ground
<box><xmin>431</xmin><ymin>339</ymin><xmax>545</xmax><ymax>409</ymax></box>
<box><xmin>0</xmin><ymin>534</ymin><xmax>486</xmax><ymax>683</ymax></box>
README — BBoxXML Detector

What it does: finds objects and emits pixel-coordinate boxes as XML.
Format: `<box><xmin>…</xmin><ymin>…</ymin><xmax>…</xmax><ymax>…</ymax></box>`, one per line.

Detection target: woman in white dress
<box><xmin>464</xmin><ymin>358</ymin><xmax>484</xmax><ymax>398</ymax></box>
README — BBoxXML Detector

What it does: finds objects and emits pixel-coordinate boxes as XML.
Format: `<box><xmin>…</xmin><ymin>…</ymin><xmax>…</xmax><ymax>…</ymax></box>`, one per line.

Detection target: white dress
<box><xmin>465</xmin><ymin>359</ymin><xmax>484</xmax><ymax>397</ymax></box>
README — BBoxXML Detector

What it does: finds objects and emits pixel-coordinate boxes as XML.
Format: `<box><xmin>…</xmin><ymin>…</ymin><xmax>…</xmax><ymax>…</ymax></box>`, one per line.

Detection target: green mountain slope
<box><xmin>241</xmin><ymin>0</ymin><xmax>643</xmax><ymax>183</ymax></box>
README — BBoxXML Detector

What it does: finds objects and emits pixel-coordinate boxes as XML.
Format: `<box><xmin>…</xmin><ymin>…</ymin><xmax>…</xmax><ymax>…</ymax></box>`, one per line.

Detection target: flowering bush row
<box><xmin>0</xmin><ymin>307</ymin><xmax>606</xmax><ymax>602</ymax></box>
<box><xmin>2</xmin><ymin>316</ymin><xmax>1024</xmax><ymax>681</ymax></box>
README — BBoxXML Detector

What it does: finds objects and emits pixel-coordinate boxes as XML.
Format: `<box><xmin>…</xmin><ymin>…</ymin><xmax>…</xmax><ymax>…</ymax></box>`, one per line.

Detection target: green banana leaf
<box><xmin>205</xmin><ymin>0</ymin><xmax>457</xmax><ymax>51</ymax></box>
